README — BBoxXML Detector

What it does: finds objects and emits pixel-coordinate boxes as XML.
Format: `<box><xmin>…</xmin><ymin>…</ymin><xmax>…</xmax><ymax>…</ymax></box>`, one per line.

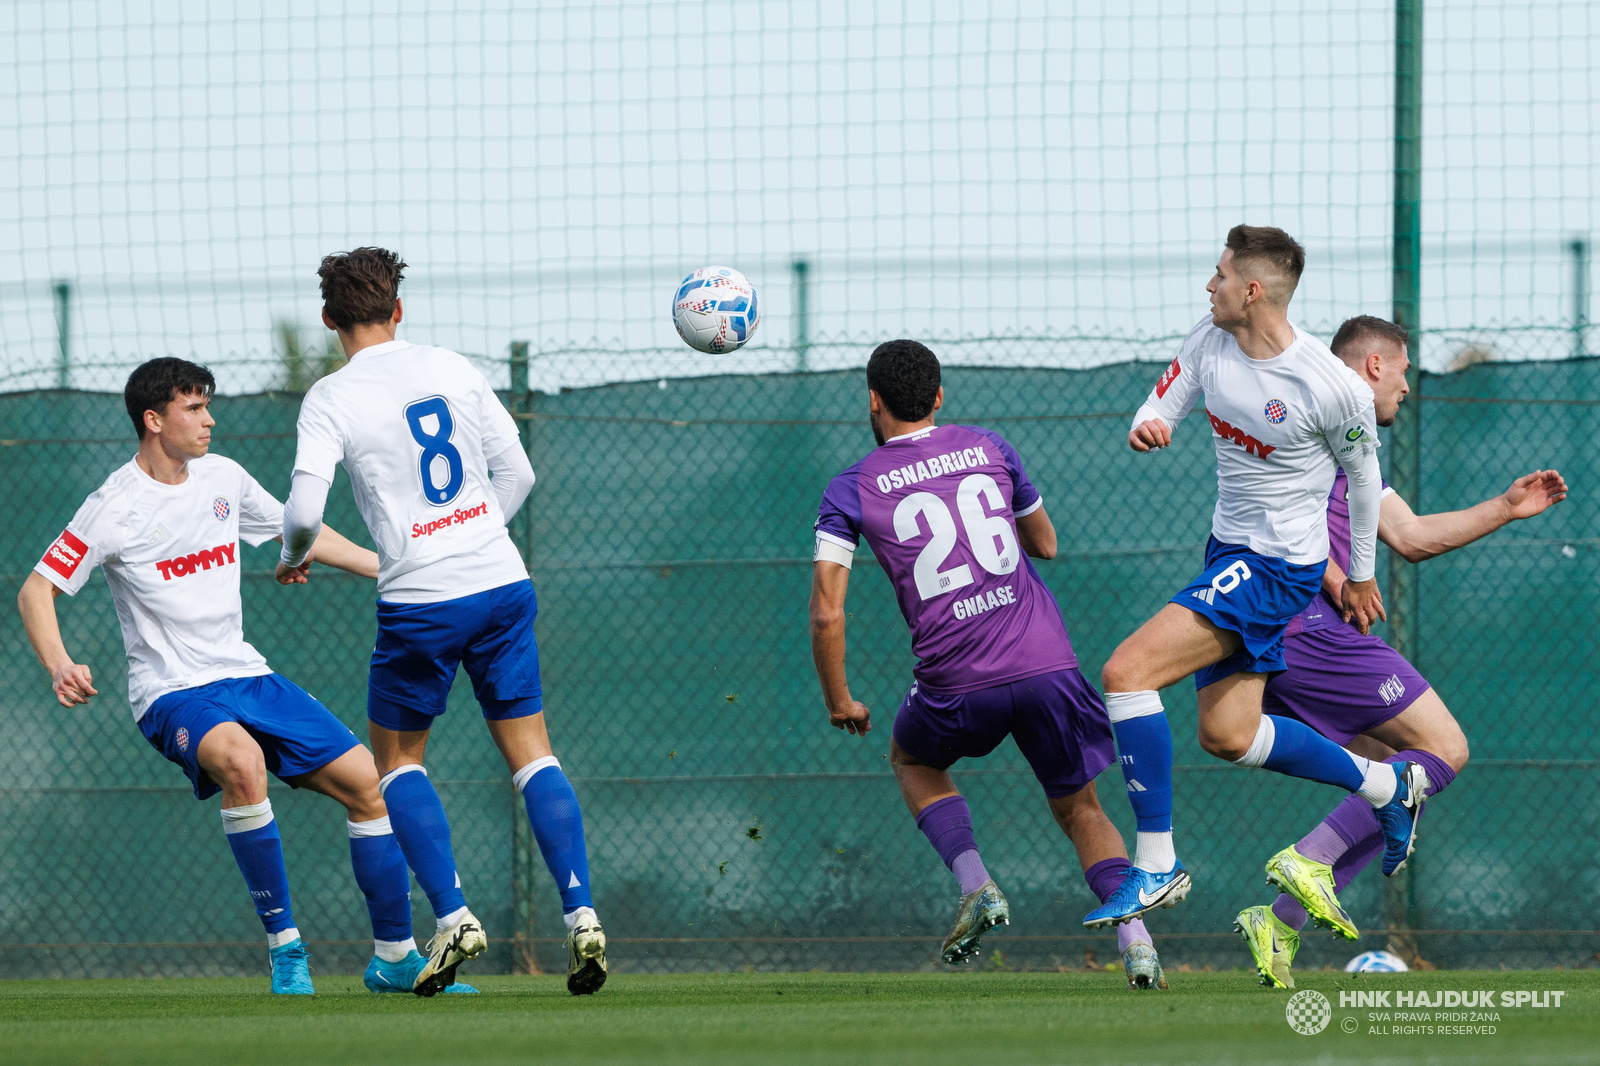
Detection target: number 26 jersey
<box><xmin>291</xmin><ymin>339</ymin><xmax>529</xmax><ymax>603</ymax></box>
<box><xmin>814</xmin><ymin>424</ymin><xmax>1078</xmax><ymax>693</ymax></box>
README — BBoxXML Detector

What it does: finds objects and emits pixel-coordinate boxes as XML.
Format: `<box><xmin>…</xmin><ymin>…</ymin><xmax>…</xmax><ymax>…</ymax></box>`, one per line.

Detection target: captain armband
<box><xmin>813</xmin><ymin>535</ymin><xmax>855</xmax><ymax>569</ymax></box>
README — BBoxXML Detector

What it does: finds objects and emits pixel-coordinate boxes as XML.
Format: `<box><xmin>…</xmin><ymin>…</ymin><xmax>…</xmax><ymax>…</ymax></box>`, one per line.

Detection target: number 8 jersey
<box><xmin>291</xmin><ymin>339</ymin><xmax>528</xmax><ymax>603</ymax></box>
<box><xmin>814</xmin><ymin>423</ymin><xmax>1078</xmax><ymax>692</ymax></box>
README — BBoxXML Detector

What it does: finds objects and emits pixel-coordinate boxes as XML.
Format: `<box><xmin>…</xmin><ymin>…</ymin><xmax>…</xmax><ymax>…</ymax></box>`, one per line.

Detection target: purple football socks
<box><xmin>1273</xmin><ymin>748</ymin><xmax>1458</xmax><ymax>930</ymax></box>
<box><xmin>916</xmin><ymin>795</ymin><xmax>991</xmax><ymax>895</ymax></box>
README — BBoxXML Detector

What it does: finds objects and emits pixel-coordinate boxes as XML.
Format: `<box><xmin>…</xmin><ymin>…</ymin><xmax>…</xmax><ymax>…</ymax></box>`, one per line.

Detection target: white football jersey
<box><xmin>34</xmin><ymin>454</ymin><xmax>281</xmax><ymax>720</ymax></box>
<box><xmin>1134</xmin><ymin>316</ymin><xmax>1380</xmax><ymax>566</ymax></box>
<box><xmin>291</xmin><ymin>339</ymin><xmax>529</xmax><ymax>603</ymax></box>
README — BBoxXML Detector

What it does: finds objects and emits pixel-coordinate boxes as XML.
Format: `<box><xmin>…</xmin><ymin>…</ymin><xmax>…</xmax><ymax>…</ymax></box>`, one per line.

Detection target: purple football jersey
<box><xmin>815</xmin><ymin>423</ymin><xmax>1078</xmax><ymax>693</ymax></box>
<box><xmin>1285</xmin><ymin>470</ymin><xmax>1391</xmax><ymax>635</ymax></box>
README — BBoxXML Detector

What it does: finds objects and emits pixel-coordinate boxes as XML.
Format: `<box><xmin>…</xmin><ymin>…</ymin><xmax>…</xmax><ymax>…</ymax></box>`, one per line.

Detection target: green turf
<box><xmin>1</xmin><ymin>969</ymin><xmax>1595</xmax><ymax>1065</ymax></box>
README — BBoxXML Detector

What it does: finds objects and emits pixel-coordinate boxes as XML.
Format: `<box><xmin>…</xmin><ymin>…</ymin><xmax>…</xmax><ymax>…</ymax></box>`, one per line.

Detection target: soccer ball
<box><xmin>672</xmin><ymin>266</ymin><xmax>759</xmax><ymax>354</ymax></box>
<box><xmin>1345</xmin><ymin>950</ymin><xmax>1409</xmax><ymax>973</ymax></box>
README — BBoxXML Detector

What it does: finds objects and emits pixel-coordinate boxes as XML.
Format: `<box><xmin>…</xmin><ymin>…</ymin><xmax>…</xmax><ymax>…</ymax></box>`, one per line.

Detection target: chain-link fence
<box><xmin>3</xmin><ymin>333</ymin><xmax>1594</xmax><ymax>977</ymax></box>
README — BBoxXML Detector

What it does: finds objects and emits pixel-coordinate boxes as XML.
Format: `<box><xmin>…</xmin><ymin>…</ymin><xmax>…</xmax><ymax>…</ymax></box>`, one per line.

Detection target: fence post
<box><xmin>1385</xmin><ymin>0</ymin><xmax>1425</xmax><ymax>966</ymax></box>
<box><xmin>1572</xmin><ymin>238</ymin><xmax>1590</xmax><ymax>359</ymax></box>
<box><xmin>792</xmin><ymin>258</ymin><xmax>811</xmax><ymax>372</ymax></box>
<box><xmin>507</xmin><ymin>339</ymin><xmax>542</xmax><ymax>974</ymax></box>
<box><xmin>53</xmin><ymin>280</ymin><xmax>71</xmax><ymax>389</ymax></box>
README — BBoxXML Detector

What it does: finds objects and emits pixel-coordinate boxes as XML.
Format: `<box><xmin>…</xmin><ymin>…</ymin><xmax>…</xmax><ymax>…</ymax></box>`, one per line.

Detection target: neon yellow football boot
<box><xmin>1235</xmin><ymin>904</ymin><xmax>1299</xmax><ymax>988</ymax></box>
<box><xmin>1264</xmin><ymin>846</ymin><xmax>1358</xmax><ymax>941</ymax></box>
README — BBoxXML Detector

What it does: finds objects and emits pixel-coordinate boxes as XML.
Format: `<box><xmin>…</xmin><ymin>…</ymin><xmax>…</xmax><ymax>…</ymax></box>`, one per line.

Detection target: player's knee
<box><xmin>1438</xmin><ymin>730</ymin><xmax>1469</xmax><ymax>773</ymax></box>
<box><xmin>888</xmin><ymin>740</ymin><xmax>923</xmax><ymax>769</ymax></box>
<box><xmin>208</xmin><ymin>739</ymin><xmax>267</xmax><ymax>789</ymax></box>
<box><xmin>1196</xmin><ymin>722</ymin><xmax>1250</xmax><ymax>763</ymax></box>
<box><xmin>1101</xmin><ymin>649</ymin><xmax>1143</xmax><ymax>694</ymax></box>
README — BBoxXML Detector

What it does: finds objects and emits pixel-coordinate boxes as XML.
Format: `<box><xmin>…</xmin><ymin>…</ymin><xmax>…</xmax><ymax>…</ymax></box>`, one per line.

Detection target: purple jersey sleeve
<box><xmin>967</xmin><ymin>427</ymin><xmax>1041</xmax><ymax>514</ymax></box>
<box><xmin>815</xmin><ymin>460</ymin><xmax>866</xmax><ymax>549</ymax></box>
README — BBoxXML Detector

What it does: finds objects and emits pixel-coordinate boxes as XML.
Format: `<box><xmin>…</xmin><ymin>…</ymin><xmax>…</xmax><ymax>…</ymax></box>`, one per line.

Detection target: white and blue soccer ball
<box><xmin>1345</xmin><ymin>950</ymin><xmax>1409</xmax><ymax>973</ymax></box>
<box><xmin>672</xmin><ymin>266</ymin><xmax>759</xmax><ymax>354</ymax></box>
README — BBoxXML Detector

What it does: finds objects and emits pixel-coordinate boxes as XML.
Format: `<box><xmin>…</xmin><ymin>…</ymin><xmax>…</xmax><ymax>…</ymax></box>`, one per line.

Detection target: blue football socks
<box><xmin>348</xmin><ymin>817</ymin><xmax>414</xmax><ymax>944</ymax></box>
<box><xmin>221</xmin><ymin>800</ymin><xmax>296</xmax><ymax>936</ymax></box>
<box><xmin>514</xmin><ymin>757</ymin><xmax>593</xmax><ymax>914</ymax></box>
<box><xmin>379</xmin><ymin>766</ymin><xmax>467</xmax><ymax>920</ymax></box>
<box><xmin>1105</xmin><ymin>692</ymin><xmax>1174</xmax><ymax>833</ymax></box>
<box><xmin>1236</xmin><ymin>714</ymin><xmax>1366</xmax><ymax>792</ymax></box>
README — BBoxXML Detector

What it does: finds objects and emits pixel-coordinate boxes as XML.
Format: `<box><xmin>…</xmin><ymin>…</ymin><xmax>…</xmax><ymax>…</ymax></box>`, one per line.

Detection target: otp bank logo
<box><xmin>155</xmin><ymin>542</ymin><xmax>237</xmax><ymax>580</ymax></box>
<box><xmin>42</xmin><ymin>530</ymin><xmax>88</xmax><ymax>579</ymax></box>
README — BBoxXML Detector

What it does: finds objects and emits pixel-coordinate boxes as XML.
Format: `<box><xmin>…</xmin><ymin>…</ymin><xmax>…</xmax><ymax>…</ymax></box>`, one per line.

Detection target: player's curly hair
<box><xmin>318</xmin><ymin>246</ymin><xmax>408</xmax><ymax>331</ymax></box>
<box><xmin>1225</xmin><ymin>225</ymin><xmax>1306</xmax><ymax>304</ymax></box>
<box><xmin>1330</xmin><ymin>315</ymin><xmax>1409</xmax><ymax>361</ymax></box>
<box><xmin>867</xmin><ymin>339</ymin><xmax>942</xmax><ymax>422</ymax></box>
<box><xmin>124</xmin><ymin>357</ymin><xmax>215</xmax><ymax>439</ymax></box>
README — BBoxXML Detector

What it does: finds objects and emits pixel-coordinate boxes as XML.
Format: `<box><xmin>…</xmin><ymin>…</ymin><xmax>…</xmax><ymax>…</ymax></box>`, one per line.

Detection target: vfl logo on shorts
<box><xmin>42</xmin><ymin>530</ymin><xmax>88</xmax><ymax>579</ymax></box>
<box><xmin>1378</xmin><ymin>675</ymin><xmax>1406</xmax><ymax>706</ymax></box>
<box><xmin>175</xmin><ymin>727</ymin><xmax>190</xmax><ymax>752</ymax></box>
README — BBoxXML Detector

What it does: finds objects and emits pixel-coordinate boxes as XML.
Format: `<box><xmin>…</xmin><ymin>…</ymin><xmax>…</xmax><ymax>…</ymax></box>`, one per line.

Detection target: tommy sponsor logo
<box><xmin>155</xmin><ymin>542</ymin><xmax>236</xmax><ymax>580</ymax></box>
<box><xmin>411</xmin><ymin>501</ymin><xmax>490</xmax><ymax>539</ymax></box>
<box><xmin>874</xmin><ymin>446</ymin><xmax>992</xmax><ymax>494</ymax></box>
<box><xmin>1379</xmin><ymin>674</ymin><xmax>1406</xmax><ymax>705</ymax></box>
<box><xmin>42</xmin><ymin>530</ymin><xmax>88</xmax><ymax>579</ymax></box>
<box><xmin>175</xmin><ymin>726</ymin><xmax>190</xmax><ymax>752</ymax></box>
<box><xmin>952</xmin><ymin>584</ymin><xmax>1015</xmax><ymax>619</ymax></box>
<box><xmin>1154</xmin><ymin>357</ymin><xmax>1181</xmax><ymax>398</ymax></box>
<box><xmin>212</xmin><ymin>496</ymin><xmax>230</xmax><ymax>520</ymax></box>
<box><xmin>1207</xmin><ymin>411</ymin><xmax>1278</xmax><ymax>459</ymax></box>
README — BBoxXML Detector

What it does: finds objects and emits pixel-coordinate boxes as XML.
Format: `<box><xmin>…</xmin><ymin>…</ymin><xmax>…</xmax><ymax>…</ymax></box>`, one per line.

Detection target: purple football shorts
<box><xmin>891</xmin><ymin>667</ymin><xmax>1117</xmax><ymax>798</ymax></box>
<box><xmin>1262</xmin><ymin>625</ymin><xmax>1431</xmax><ymax>745</ymax></box>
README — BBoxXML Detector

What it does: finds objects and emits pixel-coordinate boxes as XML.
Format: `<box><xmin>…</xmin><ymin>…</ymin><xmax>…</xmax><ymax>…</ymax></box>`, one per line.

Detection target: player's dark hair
<box><xmin>1330</xmin><ymin>315</ymin><xmax>1410</xmax><ymax>361</ymax></box>
<box><xmin>1225</xmin><ymin>225</ymin><xmax>1306</xmax><ymax>301</ymax></box>
<box><xmin>318</xmin><ymin>246</ymin><xmax>407</xmax><ymax>331</ymax></box>
<box><xmin>867</xmin><ymin>339</ymin><xmax>942</xmax><ymax>422</ymax></box>
<box><xmin>124</xmin><ymin>357</ymin><xmax>215</xmax><ymax>439</ymax></box>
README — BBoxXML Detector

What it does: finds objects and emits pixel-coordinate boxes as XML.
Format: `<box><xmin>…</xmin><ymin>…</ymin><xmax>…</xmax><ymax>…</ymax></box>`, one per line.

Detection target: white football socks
<box><xmin>375</xmin><ymin>937</ymin><xmax>416</xmax><ymax>963</ymax></box>
<box><xmin>1134</xmin><ymin>831</ymin><xmax>1177</xmax><ymax>874</ymax></box>
<box><xmin>266</xmin><ymin>927</ymin><xmax>301</xmax><ymax>950</ymax></box>
<box><xmin>563</xmin><ymin>906</ymin><xmax>599</xmax><ymax>932</ymax></box>
<box><xmin>436</xmin><ymin>905</ymin><xmax>469</xmax><ymax>933</ymax></box>
<box><xmin>1354</xmin><ymin>755</ymin><xmax>1400</xmax><ymax>807</ymax></box>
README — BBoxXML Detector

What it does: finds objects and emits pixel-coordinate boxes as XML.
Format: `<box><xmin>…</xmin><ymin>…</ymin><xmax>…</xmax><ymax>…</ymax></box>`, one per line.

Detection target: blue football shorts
<box><xmin>1171</xmin><ymin>536</ymin><xmax>1324</xmax><ymax>690</ymax></box>
<box><xmin>139</xmin><ymin>673</ymin><xmax>362</xmax><ymax>801</ymax></box>
<box><xmin>367</xmin><ymin>579</ymin><xmax>544</xmax><ymax>732</ymax></box>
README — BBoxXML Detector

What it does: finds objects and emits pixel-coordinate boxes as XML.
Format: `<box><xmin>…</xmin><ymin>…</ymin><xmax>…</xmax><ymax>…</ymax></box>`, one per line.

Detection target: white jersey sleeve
<box><xmin>1133</xmin><ymin>318</ymin><xmax>1209</xmax><ymax>432</ymax></box>
<box><xmin>34</xmin><ymin>485</ymin><xmax>128</xmax><ymax>595</ymax></box>
<box><xmin>292</xmin><ymin>384</ymin><xmax>346</xmax><ymax>483</ymax></box>
<box><xmin>1310</xmin><ymin>358</ymin><xmax>1383</xmax><ymax>582</ymax></box>
<box><xmin>237</xmin><ymin>470</ymin><xmax>286</xmax><ymax>547</ymax></box>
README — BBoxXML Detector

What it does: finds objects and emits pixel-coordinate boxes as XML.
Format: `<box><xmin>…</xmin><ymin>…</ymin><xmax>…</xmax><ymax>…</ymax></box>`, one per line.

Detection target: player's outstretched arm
<box><xmin>16</xmin><ymin>573</ymin><xmax>97</xmax><ymax>707</ymax></box>
<box><xmin>809</xmin><ymin>561</ymin><xmax>870</xmax><ymax>736</ymax></box>
<box><xmin>1379</xmin><ymin>469</ymin><xmax>1569</xmax><ymax>563</ymax></box>
<box><xmin>1338</xmin><ymin>446</ymin><xmax>1386</xmax><ymax>632</ymax></box>
<box><xmin>306</xmin><ymin>526</ymin><xmax>380</xmax><ymax>579</ymax></box>
<box><xmin>1015</xmin><ymin>505</ymin><xmax>1057</xmax><ymax>559</ymax></box>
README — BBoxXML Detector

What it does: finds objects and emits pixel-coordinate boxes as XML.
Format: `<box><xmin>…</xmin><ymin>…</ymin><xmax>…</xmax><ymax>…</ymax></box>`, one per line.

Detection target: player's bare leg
<box><xmin>367</xmin><ymin>723</ymin><xmax>486</xmax><ymax>996</ymax></box>
<box><xmin>1048</xmin><ymin>782</ymin><xmax>1167</xmax><ymax>989</ymax></box>
<box><xmin>890</xmin><ymin>740</ymin><xmax>1009</xmax><ymax>965</ymax></box>
<box><xmin>196</xmin><ymin>723</ymin><xmax>311</xmax><ymax>994</ymax></box>
<box><xmin>489</xmin><ymin>714</ymin><xmax>606</xmax><ymax>995</ymax></box>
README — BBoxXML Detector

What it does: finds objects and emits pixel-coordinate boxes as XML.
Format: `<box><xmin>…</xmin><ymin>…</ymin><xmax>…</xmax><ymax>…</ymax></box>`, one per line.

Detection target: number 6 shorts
<box><xmin>1172</xmin><ymin>536</ymin><xmax>1324</xmax><ymax>690</ymax></box>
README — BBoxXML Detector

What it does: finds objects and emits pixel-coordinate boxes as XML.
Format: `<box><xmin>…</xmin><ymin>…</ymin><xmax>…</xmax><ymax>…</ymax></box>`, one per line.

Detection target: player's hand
<box><xmin>828</xmin><ymin>699</ymin><xmax>872</xmax><ymax>736</ymax></box>
<box><xmin>1339</xmin><ymin>577</ymin><xmax>1386</xmax><ymax>635</ymax></box>
<box><xmin>275</xmin><ymin>551</ymin><xmax>314</xmax><ymax>585</ymax></box>
<box><xmin>50</xmin><ymin>662</ymin><xmax>97</xmax><ymax>707</ymax></box>
<box><xmin>1502</xmin><ymin>469</ymin><xmax>1568</xmax><ymax>521</ymax></box>
<box><xmin>1128</xmin><ymin>419</ymin><xmax>1172</xmax><ymax>452</ymax></box>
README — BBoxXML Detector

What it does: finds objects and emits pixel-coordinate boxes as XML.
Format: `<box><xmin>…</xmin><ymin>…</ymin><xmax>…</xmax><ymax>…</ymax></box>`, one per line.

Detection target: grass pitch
<box><xmin>1</xmin><ymin>969</ymin><xmax>1596</xmax><ymax>1065</ymax></box>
